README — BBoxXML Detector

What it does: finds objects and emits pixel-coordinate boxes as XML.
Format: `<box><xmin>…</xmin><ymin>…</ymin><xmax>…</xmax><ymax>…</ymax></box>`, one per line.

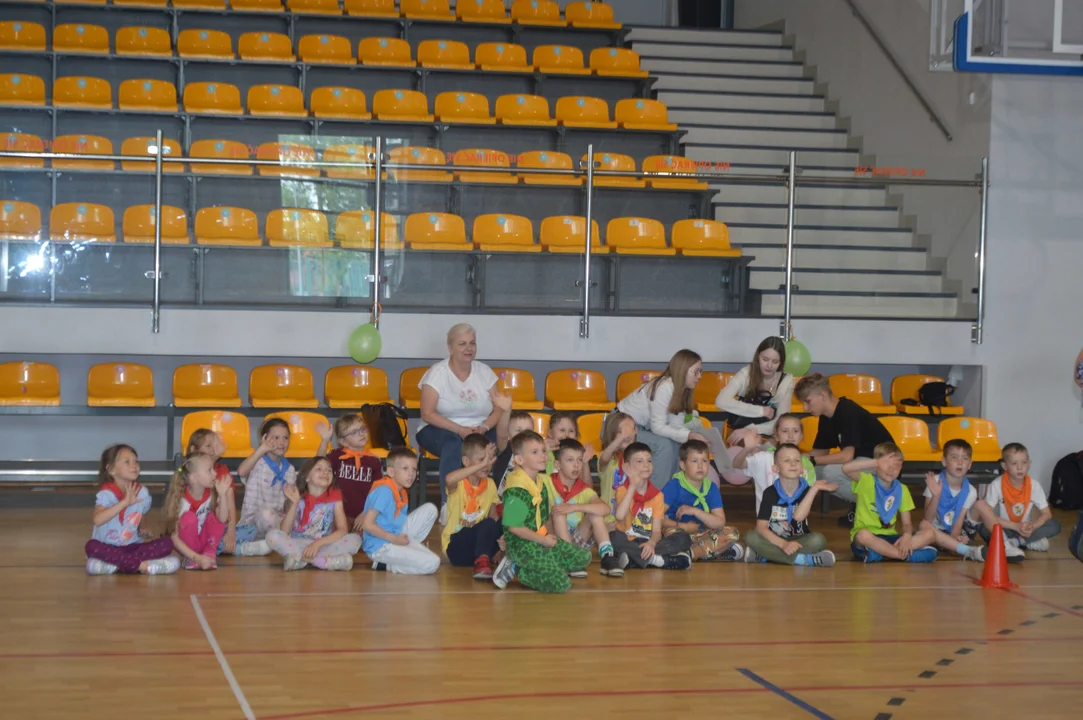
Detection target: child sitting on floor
<box><xmin>610</xmin><ymin>442</ymin><xmax>693</xmax><ymax>571</ymax></box>
<box><xmin>237</xmin><ymin>417</ymin><xmax>296</xmax><ymax>538</ymax></box>
<box><xmin>442</xmin><ymin>433</ymin><xmax>502</xmax><ymax>579</ymax></box>
<box><xmin>164</xmin><ymin>452</ymin><xmax>232</xmax><ymax>571</ymax></box>
<box><xmin>732</xmin><ymin>413</ymin><xmax>815</xmax><ymax>513</ymax></box>
<box><xmin>318</xmin><ymin>414</ymin><xmax>383</xmax><ymax>534</ymax></box>
<box><xmin>661</xmin><ymin>439</ymin><xmax>742</xmax><ymax>561</ymax></box>
<box><xmin>361</xmin><ymin>448</ymin><xmax>440</xmax><ymax>575</ymax></box>
<box><xmin>973</xmin><ymin>442</ymin><xmax>1061</xmax><ymax>554</ymax></box>
<box><xmin>187</xmin><ymin>429</ymin><xmax>271</xmax><ymax>557</ymax></box>
<box><xmin>844</xmin><ymin>443</ymin><xmax>938</xmax><ymax>563</ymax></box>
<box><xmin>549</xmin><ymin>438</ymin><xmax>623</xmax><ymax>578</ymax></box>
<box><xmin>598</xmin><ymin>411</ymin><xmax>637</xmax><ymax>518</ymax></box>
<box><xmin>743</xmin><ymin>443</ymin><xmax>836</xmax><ymax>566</ymax></box>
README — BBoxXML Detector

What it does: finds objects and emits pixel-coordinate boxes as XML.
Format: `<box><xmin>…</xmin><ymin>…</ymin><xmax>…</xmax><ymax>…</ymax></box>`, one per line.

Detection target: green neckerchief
<box><xmin>675</xmin><ymin>471</ymin><xmax>711</xmax><ymax>512</ymax></box>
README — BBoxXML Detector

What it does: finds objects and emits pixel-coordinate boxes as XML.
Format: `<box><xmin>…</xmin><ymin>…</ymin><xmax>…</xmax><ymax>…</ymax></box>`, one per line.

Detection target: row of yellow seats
<box><xmin>0</xmin><ymin>22</ymin><xmax>637</xmax><ymax>75</ymax></box>
<box><xmin>0</xmin><ymin>201</ymin><xmax>737</xmax><ymax>256</ymax></box>
<box><xmin>798</xmin><ymin>415</ymin><xmax>998</xmax><ymax>463</ymax></box>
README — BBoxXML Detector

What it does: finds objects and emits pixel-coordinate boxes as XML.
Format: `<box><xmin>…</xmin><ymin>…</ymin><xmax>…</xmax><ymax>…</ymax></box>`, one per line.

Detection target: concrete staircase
<box><xmin>627</xmin><ymin>26</ymin><xmax>958</xmax><ymax>318</ymax></box>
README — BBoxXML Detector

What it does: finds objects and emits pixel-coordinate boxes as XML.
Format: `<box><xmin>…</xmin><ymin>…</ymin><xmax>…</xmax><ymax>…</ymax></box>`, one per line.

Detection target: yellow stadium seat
<box><xmin>566</xmin><ymin>1</ymin><xmax>620</xmax><ymax>28</ymax></box>
<box><xmin>435</xmin><ymin>91</ymin><xmax>495</xmax><ymax>124</ymax></box>
<box><xmin>194</xmin><ymin>206</ymin><xmax>262</xmax><ymax>247</ymax></box>
<box><xmin>388</xmin><ymin>146</ymin><xmax>451</xmax><ymax>182</ymax></box>
<box><xmin>398</xmin><ymin>366</ymin><xmax>427</xmax><ymax>409</ymax></box>
<box><xmin>231</xmin><ymin>0</ymin><xmax>283</xmax><ymax>10</ymax></box>
<box><xmin>345</xmin><ymin>0</ymin><xmax>397</xmax><ymax>17</ymax></box>
<box><xmin>798</xmin><ymin>416</ymin><xmax>819</xmax><ymax>453</ymax></box>
<box><xmin>122</xmin><ymin>204</ymin><xmax>190</xmax><ymax>244</ymax></box>
<box><xmin>672</xmin><ymin>219</ymin><xmax>739</xmax><ymax>258</ymax></box>
<box><xmin>266</xmin><ymin>208</ymin><xmax>331</xmax><ymax>248</ymax></box>
<box><xmin>55</xmin><ymin>0</ymin><xmax>108</xmax><ymax>4</ymax></box>
<box><xmin>475</xmin><ymin>42</ymin><xmax>531</xmax><ymax>72</ymax></box>
<box><xmin>298</xmin><ymin>34</ymin><xmax>353</xmax><ymax>64</ymax></box>
<box><xmin>0</xmin><ymin>74</ymin><xmax>44</xmax><ymax>107</ymax></box>
<box><xmin>539</xmin><ymin>215</ymin><xmax>604</xmax><ymax>254</ymax></box>
<box><xmin>495</xmin><ymin>94</ymin><xmax>555</xmax><ymax>126</ymax></box>
<box><xmin>250</xmin><ymin>364</ymin><xmax>319</xmax><ymax>408</ymax></box>
<box><xmin>828</xmin><ymin>374</ymin><xmax>895</xmax><ymax>415</ymax></box>
<box><xmin>190</xmin><ymin>139</ymin><xmax>252</xmax><ymax>175</ymax></box>
<box><xmin>555</xmin><ymin>96</ymin><xmax>615</xmax><ymax>128</ymax></box>
<box><xmin>586</xmin><ymin>152</ymin><xmax>644</xmax><ymax>188</ymax></box>
<box><xmin>517</xmin><ymin>151</ymin><xmax>580</xmax><ymax>186</ymax></box>
<box><xmin>324</xmin><ymin>144</ymin><xmax>376</xmax><ymax>180</ymax></box>
<box><xmin>453</xmin><ymin>148</ymin><xmax>515</xmax><ymax>183</ymax></box>
<box><xmin>51</xmin><ymin>135</ymin><xmax>114</xmax><ymax>170</ymax></box>
<box><xmin>473</xmin><ymin>213</ymin><xmax>537</xmax><ymax>252</ymax></box>
<box><xmin>529</xmin><ymin>411</ymin><xmax>551</xmax><ymax>436</ymax></box>
<box><xmin>880</xmin><ymin>416</ymin><xmax>940</xmax><ymax>462</ymax></box>
<box><xmin>372</xmin><ymin>89</ymin><xmax>432</xmax><ymax>121</ymax></box>
<box><xmin>118</xmin><ymin>79</ymin><xmax>177</xmax><ymax>112</ymax></box>
<box><xmin>248</xmin><ymin>84</ymin><xmax>307</xmax><ymax>117</ymax></box>
<box><xmin>0</xmin><ymin>133</ymin><xmax>45</xmax><ymax>169</ymax></box>
<box><xmin>459</xmin><ymin>0</ymin><xmax>509</xmax><ymax>22</ymax></box>
<box><xmin>0</xmin><ymin>362</ymin><xmax>60</xmax><ymax>406</ymax></box>
<box><xmin>239</xmin><ymin>32</ymin><xmax>295</xmax><ymax>61</ymax></box>
<box><xmin>606</xmin><ymin>217</ymin><xmax>672</xmax><ymax>256</ymax></box>
<box><xmin>325</xmin><ymin>365</ymin><xmax>393</xmax><ymax>407</ymax></box>
<box><xmin>590</xmin><ymin>47</ymin><xmax>647</xmax><ymax>77</ymax></box>
<box><xmin>576</xmin><ymin>412</ymin><xmax>604</xmax><ymax>449</ymax></box>
<box><xmin>937</xmin><ymin>417</ymin><xmax>1000</xmax><ymax>462</ymax></box>
<box><xmin>311</xmin><ymin>86</ymin><xmax>371</xmax><ymax>120</ymax></box>
<box><xmin>545</xmin><ymin>369</ymin><xmax>610</xmax><ymax>411</ymax></box>
<box><xmin>53</xmin><ymin>23</ymin><xmax>109</xmax><ymax>54</ymax></box>
<box><xmin>184</xmin><ymin>82</ymin><xmax>242</xmax><ymax>115</ymax></box>
<box><xmin>533</xmin><ymin>44</ymin><xmax>589</xmax><ymax>74</ymax></box>
<box><xmin>87</xmin><ymin>363</ymin><xmax>155</xmax><ymax>407</ymax></box>
<box><xmin>511</xmin><ymin>0</ymin><xmax>564</xmax><ymax>25</ymax></box>
<box><xmin>53</xmin><ymin>77</ymin><xmax>111</xmax><ymax>109</ymax></box>
<box><xmin>492</xmin><ymin>368</ymin><xmax>543</xmax><ymax>410</ymax></box>
<box><xmin>891</xmin><ymin>374</ymin><xmax>965</xmax><ymax>415</ymax></box>
<box><xmin>358</xmin><ymin>37</ymin><xmax>414</xmax><ymax>67</ymax></box>
<box><xmin>617</xmin><ymin>370</ymin><xmax>659</xmax><ymax>401</ymax></box>
<box><xmin>177</xmin><ymin>29</ymin><xmax>233</xmax><ymax>59</ymax></box>
<box><xmin>116</xmin><ymin>27</ymin><xmax>172</xmax><ymax>57</ymax></box>
<box><xmin>615</xmin><ymin>98</ymin><xmax>677</xmax><ymax>131</ymax></box>
<box><xmin>0</xmin><ymin>21</ymin><xmax>46</xmax><ymax>51</ymax></box>
<box><xmin>120</xmin><ymin>136</ymin><xmax>184</xmax><ymax>173</ymax></box>
<box><xmin>0</xmin><ymin>200</ymin><xmax>42</xmax><ymax>240</ymax></box>
<box><xmin>643</xmin><ymin>155</ymin><xmax>708</xmax><ymax>190</ymax></box>
<box><xmin>173</xmin><ymin>364</ymin><xmax>242</xmax><ymax>407</ymax></box>
<box><xmin>404</xmin><ymin>212</ymin><xmax>469</xmax><ymax>250</ymax></box>
<box><xmin>335</xmin><ymin>210</ymin><xmax>400</xmax><ymax>249</ymax></box>
<box><xmin>288</xmin><ymin>0</ymin><xmax>341</xmax><ymax>13</ymax></box>
<box><xmin>694</xmin><ymin>371</ymin><xmax>734</xmax><ymax>412</ymax></box>
<box><xmin>173</xmin><ymin>0</ymin><xmax>226</xmax><ymax>8</ymax></box>
<box><xmin>181</xmin><ymin>411</ymin><xmax>253</xmax><ymax>459</ymax></box>
<box><xmin>402</xmin><ymin>0</ymin><xmax>454</xmax><ymax>20</ymax></box>
<box><xmin>113</xmin><ymin>0</ymin><xmax>169</xmax><ymax>6</ymax></box>
<box><xmin>50</xmin><ymin>203</ymin><xmax>115</xmax><ymax>243</ymax></box>
<box><xmin>418</xmin><ymin>39</ymin><xmax>472</xmax><ymax>69</ymax></box>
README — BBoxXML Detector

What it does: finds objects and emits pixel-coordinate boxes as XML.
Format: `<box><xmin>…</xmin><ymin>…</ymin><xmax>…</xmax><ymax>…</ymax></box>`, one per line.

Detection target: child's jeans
<box><xmin>367</xmin><ymin>503</ymin><xmax>441</xmax><ymax>574</ymax></box>
<box><xmin>218</xmin><ymin>523</ymin><xmax>259</xmax><ymax>554</ymax></box>
<box><xmin>85</xmin><ymin>538</ymin><xmax>174</xmax><ymax>574</ymax></box>
<box><xmin>978</xmin><ymin>518</ymin><xmax>1062</xmax><ymax>545</ymax></box>
<box><xmin>266</xmin><ymin>530</ymin><xmax>362</xmax><ymax>569</ymax></box>
<box><xmin>608</xmin><ymin>530</ymin><xmax>692</xmax><ymax>568</ymax></box>
<box><xmin>177</xmin><ymin>512</ymin><xmax>226</xmax><ymax>560</ymax></box>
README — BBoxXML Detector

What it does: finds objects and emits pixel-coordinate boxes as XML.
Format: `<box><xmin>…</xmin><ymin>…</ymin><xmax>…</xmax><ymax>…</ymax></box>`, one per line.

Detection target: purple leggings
<box><xmin>85</xmin><ymin>537</ymin><xmax>174</xmax><ymax>574</ymax></box>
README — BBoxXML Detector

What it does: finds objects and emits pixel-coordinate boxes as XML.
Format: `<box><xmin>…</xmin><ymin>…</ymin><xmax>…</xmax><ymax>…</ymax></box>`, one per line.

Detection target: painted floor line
<box><xmin>191</xmin><ymin>594</ymin><xmax>257</xmax><ymax>720</ymax></box>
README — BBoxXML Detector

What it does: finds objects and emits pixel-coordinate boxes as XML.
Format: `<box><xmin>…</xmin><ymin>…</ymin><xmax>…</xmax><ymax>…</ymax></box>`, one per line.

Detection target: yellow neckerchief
<box><xmin>504</xmin><ymin>467</ymin><xmax>549</xmax><ymax>536</ymax></box>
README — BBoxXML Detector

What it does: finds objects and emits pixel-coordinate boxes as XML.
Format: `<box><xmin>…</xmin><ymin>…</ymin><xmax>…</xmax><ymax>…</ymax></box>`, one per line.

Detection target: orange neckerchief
<box><xmin>462</xmin><ymin>477</ymin><xmax>489</xmax><ymax>515</ymax></box>
<box><xmin>341</xmin><ymin>448</ymin><xmax>375</xmax><ymax>471</ymax></box>
<box><xmin>101</xmin><ymin>481</ymin><xmax>142</xmax><ymax>523</ymax></box>
<box><xmin>1001</xmin><ymin>474</ymin><xmax>1033</xmax><ymax>523</ymax></box>
<box><xmin>630</xmin><ymin>483</ymin><xmax>661</xmax><ymax>520</ymax></box>
<box><xmin>372</xmin><ymin>477</ymin><xmax>408</xmax><ymax>517</ymax></box>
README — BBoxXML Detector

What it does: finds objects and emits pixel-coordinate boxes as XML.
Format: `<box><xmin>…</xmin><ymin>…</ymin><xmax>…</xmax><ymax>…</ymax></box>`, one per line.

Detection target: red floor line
<box><xmin>6</xmin><ymin>634</ymin><xmax>1083</xmax><ymax>661</ymax></box>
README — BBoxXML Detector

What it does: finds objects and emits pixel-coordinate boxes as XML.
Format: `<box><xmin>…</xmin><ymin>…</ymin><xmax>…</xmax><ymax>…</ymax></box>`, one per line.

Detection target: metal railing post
<box><xmin>152</xmin><ymin>128</ymin><xmax>164</xmax><ymax>334</ymax></box>
<box><xmin>780</xmin><ymin>150</ymin><xmax>797</xmax><ymax>338</ymax></box>
<box><xmin>972</xmin><ymin>156</ymin><xmax>989</xmax><ymax>344</ymax></box>
<box><xmin>370</xmin><ymin>136</ymin><xmax>384</xmax><ymax>328</ymax></box>
<box><xmin>580</xmin><ymin>144</ymin><xmax>595</xmax><ymax>339</ymax></box>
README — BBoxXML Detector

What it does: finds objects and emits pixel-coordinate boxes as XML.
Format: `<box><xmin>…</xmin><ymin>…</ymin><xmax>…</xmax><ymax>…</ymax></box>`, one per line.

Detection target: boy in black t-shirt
<box><xmin>744</xmin><ymin>443</ymin><xmax>836</xmax><ymax>567</ymax></box>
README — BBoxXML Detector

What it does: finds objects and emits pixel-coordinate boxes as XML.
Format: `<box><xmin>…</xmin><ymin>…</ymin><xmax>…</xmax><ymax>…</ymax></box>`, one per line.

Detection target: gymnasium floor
<box><xmin>3</xmin><ymin>500</ymin><xmax>1083</xmax><ymax>720</ymax></box>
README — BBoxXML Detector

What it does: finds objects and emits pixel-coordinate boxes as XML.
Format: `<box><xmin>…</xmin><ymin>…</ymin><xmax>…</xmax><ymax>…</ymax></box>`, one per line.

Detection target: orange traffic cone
<box><xmin>975</xmin><ymin>524</ymin><xmax>1017</xmax><ymax>589</ymax></box>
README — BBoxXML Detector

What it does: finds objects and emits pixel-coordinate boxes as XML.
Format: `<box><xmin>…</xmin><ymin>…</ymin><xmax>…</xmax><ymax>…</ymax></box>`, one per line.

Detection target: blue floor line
<box><xmin>736</xmin><ymin>668</ymin><xmax>837</xmax><ymax>720</ymax></box>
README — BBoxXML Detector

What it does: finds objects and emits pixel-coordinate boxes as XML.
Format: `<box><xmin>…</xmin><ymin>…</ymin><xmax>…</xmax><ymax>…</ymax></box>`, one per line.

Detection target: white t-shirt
<box><xmin>922</xmin><ymin>481</ymin><xmax>977</xmax><ymax>530</ymax></box>
<box><xmin>745</xmin><ymin>451</ymin><xmax>776</xmax><ymax>514</ymax></box>
<box><xmin>983</xmin><ymin>477</ymin><xmax>1048</xmax><ymax>523</ymax></box>
<box><xmin>418</xmin><ymin>358</ymin><xmax>497</xmax><ymax>429</ymax></box>
<box><xmin>180</xmin><ymin>488</ymin><xmax>215</xmax><ymax>533</ymax></box>
<box><xmin>616</xmin><ymin>377</ymin><xmax>696</xmax><ymax>443</ymax></box>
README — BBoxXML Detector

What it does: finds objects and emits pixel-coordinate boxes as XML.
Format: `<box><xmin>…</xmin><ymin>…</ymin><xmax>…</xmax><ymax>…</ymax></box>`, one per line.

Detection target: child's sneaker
<box><xmin>964</xmin><ymin>544</ymin><xmax>988</xmax><ymax>562</ymax></box>
<box><xmin>717</xmin><ymin>543</ymin><xmax>744</xmax><ymax>562</ymax></box>
<box><xmin>324</xmin><ymin>554</ymin><xmax>353</xmax><ymax>571</ymax></box>
<box><xmin>472</xmin><ymin>556</ymin><xmax>493</xmax><ymax>580</ymax></box>
<box><xmin>862</xmin><ymin>548</ymin><xmax>884</xmax><ymax>563</ymax></box>
<box><xmin>1024</xmin><ymin>537</ymin><xmax>1049</xmax><ymax>552</ymax></box>
<box><xmin>908</xmin><ymin>546</ymin><xmax>938</xmax><ymax>564</ymax></box>
<box><xmin>183</xmin><ymin>557</ymin><xmax>217</xmax><ymax>571</ymax></box>
<box><xmin>600</xmin><ymin>554</ymin><xmax>624</xmax><ymax>577</ymax></box>
<box><xmin>1005</xmin><ymin>543</ymin><xmax>1026</xmax><ymax>562</ymax></box>
<box><xmin>742</xmin><ymin>546</ymin><xmax>762</xmax><ymax>564</ymax></box>
<box><xmin>797</xmin><ymin>550</ymin><xmax>836</xmax><ymax>567</ymax></box>
<box><xmin>235</xmin><ymin>540</ymin><xmax>270</xmax><ymax>557</ymax></box>
<box><xmin>144</xmin><ymin>556</ymin><xmax>180</xmax><ymax>575</ymax></box>
<box><xmin>567</xmin><ymin>569</ymin><xmax>588</xmax><ymax>579</ymax></box>
<box><xmin>283</xmin><ymin>556</ymin><xmax>308</xmax><ymax>572</ymax></box>
<box><xmin>86</xmin><ymin>558</ymin><xmax>117</xmax><ymax>575</ymax></box>
<box><xmin>370</xmin><ymin>561</ymin><xmax>388</xmax><ymax>571</ymax></box>
<box><xmin>663</xmin><ymin>551</ymin><xmax>693</xmax><ymax>570</ymax></box>
<box><xmin>492</xmin><ymin>555</ymin><xmax>517</xmax><ymax>589</ymax></box>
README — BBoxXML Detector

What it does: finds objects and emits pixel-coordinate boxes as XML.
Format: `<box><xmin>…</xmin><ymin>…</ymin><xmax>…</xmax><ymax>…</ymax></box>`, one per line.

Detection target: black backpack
<box><xmin>902</xmin><ymin>381</ymin><xmax>954</xmax><ymax>415</ymax></box>
<box><xmin>361</xmin><ymin>402</ymin><xmax>409</xmax><ymax>450</ymax></box>
<box><xmin>1050</xmin><ymin>451</ymin><xmax>1083</xmax><ymax>510</ymax></box>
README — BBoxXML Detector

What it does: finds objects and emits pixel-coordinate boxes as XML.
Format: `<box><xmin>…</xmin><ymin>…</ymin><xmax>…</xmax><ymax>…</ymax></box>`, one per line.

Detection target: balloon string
<box><xmin>369</xmin><ymin>303</ymin><xmax>383</xmax><ymax>326</ymax></box>
<box><xmin>782</xmin><ymin>322</ymin><xmax>794</xmax><ymax>341</ymax></box>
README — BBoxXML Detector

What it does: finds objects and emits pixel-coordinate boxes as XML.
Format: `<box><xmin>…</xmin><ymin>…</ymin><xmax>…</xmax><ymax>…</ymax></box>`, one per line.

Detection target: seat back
<box><xmin>615</xmin><ymin>98</ymin><xmax>673</xmax><ymax>127</ymax></box>
<box><xmin>539</xmin><ymin>215</ymin><xmax>600</xmax><ymax>250</ymax></box>
<box><xmin>643</xmin><ymin>154</ymin><xmax>699</xmax><ymax>178</ymax></box>
<box><xmin>287</xmin><ymin>0</ymin><xmax>341</xmax><ymax>13</ymax></box>
<box><xmin>880</xmin><ymin>416</ymin><xmax>936</xmax><ymax>458</ymax></box>
<box><xmin>404</xmin><ymin>212</ymin><xmax>466</xmax><ymax>246</ymax></box>
<box><xmin>606</xmin><ymin>217</ymin><xmax>666</xmax><ymax>251</ymax></box>
<box><xmin>194</xmin><ymin>206</ymin><xmax>261</xmax><ymax>245</ymax></box>
<box><xmin>0</xmin><ymin>73</ymin><xmax>45</xmax><ymax>106</ymax></box>
<box><xmin>799</xmin><ymin>416</ymin><xmax>819</xmax><ymax>452</ymax></box>
<box><xmin>181</xmin><ymin>411</ymin><xmax>253</xmax><ymax>458</ymax></box>
<box><xmin>264</xmin><ymin>411</ymin><xmax>330</xmax><ymax>457</ymax></box>
<box><xmin>890</xmin><ymin>374</ymin><xmax>946</xmax><ymax>406</ymax></box>
<box><xmin>231</xmin><ymin>0</ymin><xmax>285</xmax><ymax>10</ymax></box>
<box><xmin>617</xmin><ymin>370</ymin><xmax>659</xmax><ymax>401</ymax></box>
<box><xmin>373</xmin><ymin>88</ymin><xmax>430</xmax><ymax>119</ymax></box>
<box><xmin>334</xmin><ymin>210</ymin><xmax>398</xmax><ymax>248</ymax></box>
<box><xmin>324</xmin><ymin>365</ymin><xmax>391</xmax><ymax>406</ymax></box>
<box><xmin>435</xmin><ymin>91</ymin><xmax>492</xmax><ymax>122</ymax></box>
<box><xmin>495</xmin><ymin>94</ymin><xmax>552</xmax><ymax>123</ymax></box>
<box><xmin>387</xmin><ymin>146</ymin><xmax>449</xmax><ymax>182</ymax></box>
<box><xmin>358</xmin><ymin>36</ymin><xmax>414</xmax><ymax>65</ymax></box>
<box><xmin>324</xmin><ymin>143</ymin><xmax>375</xmax><ymax>179</ymax></box>
<box><xmin>511</xmin><ymin>0</ymin><xmax>563</xmax><ymax>24</ymax></box>
<box><xmin>266</xmin><ymin>208</ymin><xmax>329</xmax><ymax>247</ymax></box>
<box><xmin>694</xmin><ymin>370</ymin><xmax>734</xmax><ymax>410</ymax></box>
<box><xmin>87</xmin><ymin>362</ymin><xmax>155</xmax><ymax>406</ymax></box>
<box><xmin>118</xmin><ymin>78</ymin><xmax>177</xmax><ymax>111</ymax></box>
<box><xmin>190</xmin><ymin>139</ymin><xmax>252</xmax><ymax>175</ymax></box>
<box><xmin>51</xmin><ymin>134</ymin><xmax>114</xmax><ymax>171</ymax></box>
<box><xmin>402</xmin><ymin>0</ymin><xmax>453</xmax><ymax>18</ymax></box>
<box><xmin>937</xmin><ymin>418</ymin><xmax>1001</xmax><ymax>461</ymax></box>
<box><xmin>418</xmin><ymin>39</ymin><xmax>471</xmax><ymax>67</ymax></box>
<box><xmin>50</xmin><ymin>202</ymin><xmax>115</xmax><ymax>242</ymax></box>
<box><xmin>54</xmin><ymin>76</ymin><xmax>111</xmax><ymax>108</ymax></box>
<box><xmin>345</xmin><ymin>0</ymin><xmax>397</xmax><ymax>16</ymax></box>
<box><xmin>116</xmin><ymin>26</ymin><xmax>172</xmax><ymax>56</ymax></box>
<box><xmin>492</xmin><ymin>368</ymin><xmax>540</xmax><ymax>406</ymax></box>
<box><xmin>298</xmin><ymin>34</ymin><xmax>353</xmax><ymax>63</ymax></box>
<box><xmin>590</xmin><ymin>47</ymin><xmax>643</xmax><ymax>73</ymax></box>
<box><xmin>566</xmin><ymin>0</ymin><xmax>619</xmax><ymax>25</ymax></box>
<box><xmin>54</xmin><ymin>23</ymin><xmax>109</xmax><ymax>53</ymax></box>
<box><xmin>475</xmin><ymin>42</ymin><xmax>529</xmax><ymax>69</ymax></box>
<box><xmin>173</xmin><ymin>363</ymin><xmax>241</xmax><ymax>406</ymax></box>
<box><xmin>672</xmin><ymin>219</ymin><xmax>732</xmax><ymax>252</ymax></box>
<box><xmin>122</xmin><ymin>204</ymin><xmax>189</xmax><ymax>244</ymax></box>
<box><xmin>459</xmin><ymin>0</ymin><xmax>508</xmax><ymax>21</ymax></box>
<box><xmin>398</xmin><ymin>366</ymin><xmax>428</xmax><ymax>408</ymax></box>
<box><xmin>576</xmin><ymin>412</ymin><xmax>605</xmax><ymax>450</ymax></box>
<box><xmin>177</xmin><ymin>28</ymin><xmax>233</xmax><ymax>58</ymax></box>
<box><xmin>589</xmin><ymin>151</ymin><xmax>637</xmax><ymax>175</ymax></box>
<box><xmin>555</xmin><ymin>95</ymin><xmax>611</xmax><ymax>125</ymax></box>
<box><xmin>248</xmin><ymin>84</ymin><xmax>306</xmax><ymax>116</ymax></box>
<box><xmin>0</xmin><ymin>200</ymin><xmax>42</xmax><ymax>240</ymax></box>
<box><xmin>545</xmin><ymin>369</ymin><xmax>609</xmax><ymax>405</ymax></box>
<box><xmin>0</xmin><ymin>361</ymin><xmax>60</xmax><ymax>406</ymax></box>
<box><xmin>183</xmin><ymin>81</ymin><xmax>242</xmax><ymax>114</ymax></box>
<box><xmin>453</xmin><ymin>148</ymin><xmax>511</xmax><ymax>176</ymax></box>
<box><xmin>238</xmin><ymin>31</ymin><xmax>294</xmax><ymax>60</ymax></box>
<box><xmin>473</xmin><ymin>213</ymin><xmax>533</xmax><ymax>248</ymax></box>
<box><xmin>0</xmin><ymin>132</ymin><xmax>45</xmax><ymax>168</ymax></box>
<box><xmin>120</xmin><ymin>136</ymin><xmax>183</xmax><ymax>173</ymax></box>
<box><xmin>518</xmin><ymin>150</ymin><xmax>573</xmax><ymax>174</ymax></box>
<box><xmin>533</xmin><ymin>44</ymin><xmax>586</xmax><ymax>71</ymax></box>
<box><xmin>0</xmin><ymin>21</ymin><xmax>46</xmax><ymax>51</ymax></box>
<box><xmin>250</xmin><ymin>364</ymin><xmax>317</xmax><ymax>406</ymax></box>
<box><xmin>311</xmin><ymin>86</ymin><xmax>368</xmax><ymax>119</ymax></box>
<box><xmin>829</xmin><ymin>374</ymin><xmax>887</xmax><ymax>407</ymax></box>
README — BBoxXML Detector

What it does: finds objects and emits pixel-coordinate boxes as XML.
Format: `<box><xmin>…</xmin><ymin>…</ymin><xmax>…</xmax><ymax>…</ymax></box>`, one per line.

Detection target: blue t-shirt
<box><xmin>91</xmin><ymin>484</ymin><xmax>151</xmax><ymax>546</ymax></box>
<box><xmin>361</xmin><ymin>484</ymin><xmax>407</xmax><ymax>554</ymax></box>
<box><xmin>661</xmin><ymin>475</ymin><xmax>723</xmax><ymax>528</ymax></box>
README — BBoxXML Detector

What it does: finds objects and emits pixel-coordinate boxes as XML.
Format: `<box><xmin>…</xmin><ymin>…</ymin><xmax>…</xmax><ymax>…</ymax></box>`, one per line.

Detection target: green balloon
<box><xmin>784</xmin><ymin>339</ymin><xmax>811</xmax><ymax>376</ymax></box>
<box><xmin>348</xmin><ymin>323</ymin><xmax>382</xmax><ymax>364</ymax></box>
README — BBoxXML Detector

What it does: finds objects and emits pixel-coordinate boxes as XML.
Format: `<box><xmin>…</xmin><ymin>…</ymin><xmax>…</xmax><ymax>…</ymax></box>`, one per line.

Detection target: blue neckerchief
<box><xmin>936</xmin><ymin>472</ymin><xmax>971</xmax><ymax>529</ymax></box>
<box><xmin>263</xmin><ymin>454</ymin><xmax>291</xmax><ymax>487</ymax></box>
<box><xmin>772</xmin><ymin>476</ymin><xmax>809</xmax><ymax>525</ymax></box>
<box><xmin>873</xmin><ymin>474</ymin><xmax>903</xmax><ymax>527</ymax></box>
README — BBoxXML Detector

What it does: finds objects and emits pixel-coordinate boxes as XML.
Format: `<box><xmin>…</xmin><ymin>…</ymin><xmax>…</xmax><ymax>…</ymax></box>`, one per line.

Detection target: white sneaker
<box><xmin>1024</xmin><ymin>537</ymin><xmax>1050</xmax><ymax>552</ymax></box>
<box><xmin>567</xmin><ymin>569</ymin><xmax>588</xmax><ymax>579</ymax></box>
<box><xmin>439</xmin><ymin>502</ymin><xmax>448</xmax><ymax>527</ymax></box>
<box><xmin>283</xmin><ymin>556</ymin><xmax>308</xmax><ymax>572</ymax></box>
<box><xmin>1004</xmin><ymin>542</ymin><xmax>1026</xmax><ymax>561</ymax></box>
<box><xmin>1006</xmin><ymin>536</ymin><xmax>1022</xmax><ymax>548</ymax></box>
<box><xmin>965</xmin><ymin>544</ymin><xmax>987</xmax><ymax>562</ymax></box>
<box><xmin>743</xmin><ymin>546</ymin><xmax>761</xmax><ymax>564</ymax></box>
<box><xmin>144</xmin><ymin>556</ymin><xmax>180</xmax><ymax>575</ymax></box>
<box><xmin>324</xmin><ymin>554</ymin><xmax>354</xmax><ymax>571</ymax></box>
<box><xmin>492</xmin><ymin>555</ymin><xmax>517</xmax><ymax>589</ymax></box>
<box><xmin>86</xmin><ymin>558</ymin><xmax>117</xmax><ymax>575</ymax></box>
<box><xmin>235</xmin><ymin>540</ymin><xmax>271</xmax><ymax>557</ymax></box>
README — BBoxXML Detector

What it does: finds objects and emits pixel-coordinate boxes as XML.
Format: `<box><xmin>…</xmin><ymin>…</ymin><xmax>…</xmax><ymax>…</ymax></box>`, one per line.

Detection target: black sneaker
<box><xmin>600</xmin><ymin>554</ymin><xmax>623</xmax><ymax>577</ymax></box>
<box><xmin>717</xmin><ymin>542</ymin><xmax>744</xmax><ymax>562</ymax></box>
<box><xmin>370</xmin><ymin>562</ymin><xmax>387</xmax><ymax>571</ymax></box>
<box><xmin>837</xmin><ymin>507</ymin><xmax>856</xmax><ymax>528</ymax></box>
<box><xmin>662</xmin><ymin>551</ymin><xmax>693</xmax><ymax>570</ymax></box>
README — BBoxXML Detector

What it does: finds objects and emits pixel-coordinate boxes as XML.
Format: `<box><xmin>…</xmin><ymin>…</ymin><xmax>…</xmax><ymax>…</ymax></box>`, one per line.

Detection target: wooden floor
<box><xmin>3</xmin><ymin>500</ymin><xmax>1083</xmax><ymax>720</ymax></box>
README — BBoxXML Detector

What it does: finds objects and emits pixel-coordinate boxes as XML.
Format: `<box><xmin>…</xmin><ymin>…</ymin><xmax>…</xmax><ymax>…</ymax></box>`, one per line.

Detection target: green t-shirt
<box><xmin>502</xmin><ymin>484</ymin><xmax>552</xmax><ymax>532</ymax></box>
<box><xmin>851</xmin><ymin>471</ymin><xmax>915</xmax><ymax>541</ymax></box>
